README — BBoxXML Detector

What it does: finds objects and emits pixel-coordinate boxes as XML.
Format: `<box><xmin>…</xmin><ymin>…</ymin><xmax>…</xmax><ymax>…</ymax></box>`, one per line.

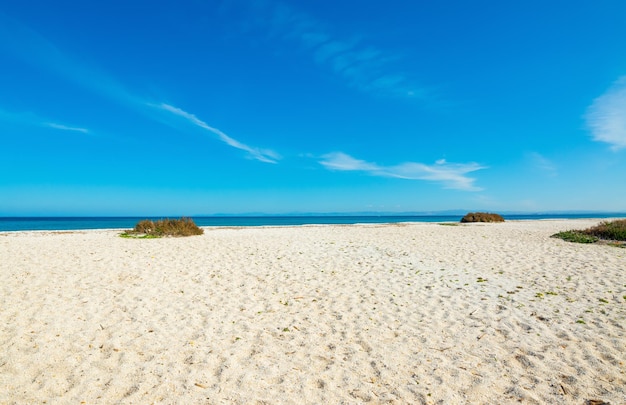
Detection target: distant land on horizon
<box><xmin>201</xmin><ymin>209</ymin><xmax>625</xmax><ymax>217</ymax></box>
<box><xmin>5</xmin><ymin>210</ymin><xmax>625</xmax><ymax>218</ymax></box>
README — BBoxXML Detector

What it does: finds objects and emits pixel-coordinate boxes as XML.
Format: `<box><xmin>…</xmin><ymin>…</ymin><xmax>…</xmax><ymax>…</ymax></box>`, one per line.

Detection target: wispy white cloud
<box><xmin>527</xmin><ymin>152</ymin><xmax>557</xmax><ymax>177</ymax></box>
<box><xmin>390</xmin><ymin>160</ymin><xmax>485</xmax><ymax>190</ymax></box>
<box><xmin>319</xmin><ymin>152</ymin><xmax>485</xmax><ymax>190</ymax></box>
<box><xmin>318</xmin><ymin>152</ymin><xmax>380</xmax><ymax>172</ymax></box>
<box><xmin>585</xmin><ymin>76</ymin><xmax>626</xmax><ymax>151</ymax></box>
<box><xmin>0</xmin><ymin>107</ymin><xmax>89</xmax><ymax>134</ymax></box>
<box><xmin>155</xmin><ymin>103</ymin><xmax>280</xmax><ymax>164</ymax></box>
<box><xmin>1</xmin><ymin>13</ymin><xmax>279</xmax><ymax>163</ymax></box>
<box><xmin>225</xmin><ymin>1</ymin><xmax>421</xmax><ymax>98</ymax></box>
<box><xmin>45</xmin><ymin>122</ymin><xmax>89</xmax><ymax>134</ymax></box>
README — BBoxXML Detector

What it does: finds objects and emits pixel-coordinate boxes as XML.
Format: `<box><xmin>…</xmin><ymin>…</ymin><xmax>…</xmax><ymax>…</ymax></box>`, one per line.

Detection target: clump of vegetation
<box><xmin>552</xmin><ymin>230</ymin><xmax>598</xmax><ymax>244</ymax></box>
<box><xmin>552</xmin><ymin>219</ymin><xmax>626</xmax><ymax>246</ymax></box>
<box><xmin>460</xmin><ymin>212</ymin><xmax>505</xmax><ymax>223</ymax></box>
<box><xmin>121</xmin><ymin>217</ymin><xmax>204</xmax><ymax>238</ymax></box>
<box><xmin>582</xmin><ymin>219</ymin><xmax>626</xmax><ymax>241</ymax></box>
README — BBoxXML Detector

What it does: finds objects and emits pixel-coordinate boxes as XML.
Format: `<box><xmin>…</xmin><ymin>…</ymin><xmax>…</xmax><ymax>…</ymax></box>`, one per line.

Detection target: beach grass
<box><xmin>552</xmin><ymin>219</ymin><xmax>626</xmax><ymax>245</ymax></box>
<box><xmin>551</xmin><ymin>230</ymin><xmax>599</xmax><ymax>244</ymax></box>
<box><xmin>582</xmin><ymin>219</ymin><xmax>626</xmax><ymax>241</ymax></box>
<box><xmin>120</xmin><ymin>217</ymin><xmax>204</xmax><ymax>238</ymax></box>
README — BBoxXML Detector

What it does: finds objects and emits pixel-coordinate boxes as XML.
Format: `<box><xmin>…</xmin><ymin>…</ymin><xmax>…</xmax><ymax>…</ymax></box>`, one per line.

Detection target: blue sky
<box><xmin>1</xmin><ymin>1</ymin><xmax>625</xmax><ymax>216</ymax></box>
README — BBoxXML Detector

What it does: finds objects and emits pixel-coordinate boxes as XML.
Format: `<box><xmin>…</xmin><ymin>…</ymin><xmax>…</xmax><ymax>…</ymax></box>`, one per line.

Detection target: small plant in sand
<box><xmin>552</xmin><ymin>219</ymin><xmax>626</xmax><ymax>246</ymax></box>
<box><xmin>121</xmin><ymin>217</ymin><xmax>204</xmax><ymax>238</ymax></box>
<box><xmin>551</xmin><ymin>230</ymin><xmax>598</xmax><ymax>244</ymax></box>
<box><xmin>460</xmin><ymin>212</ymin><xmax>505</xmax><ymax>223</ymax></box>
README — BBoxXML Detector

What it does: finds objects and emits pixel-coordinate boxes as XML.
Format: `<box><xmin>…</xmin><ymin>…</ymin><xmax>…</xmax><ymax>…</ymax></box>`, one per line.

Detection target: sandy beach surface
<box><xmin>1</xmin><ymin>219</ymin><xmax>624</xmax><ymax>404</ymax></box>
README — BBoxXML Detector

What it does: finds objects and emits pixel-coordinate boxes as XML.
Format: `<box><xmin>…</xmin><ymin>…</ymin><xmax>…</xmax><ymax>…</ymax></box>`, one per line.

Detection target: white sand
<box><xmin>1</xmin><ymin>219</ymin><xmax>624</xmax><ymax>404</ymax></box>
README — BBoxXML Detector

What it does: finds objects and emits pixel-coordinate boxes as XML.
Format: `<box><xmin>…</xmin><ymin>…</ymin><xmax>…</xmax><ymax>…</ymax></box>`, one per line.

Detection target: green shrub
<box><xmin>122</xmin><ymin>217</ymin><xmax>204</xmax><ymax>238</ymax></box>
<box><xmin>460</xmin><ymin>212</ymin><xmax>505</xmax><ymax>223</ymax></box>
<box><xmin>552</xmin><ymin>219</ymin><xmax>626</xmax><ymax>245</ymax></box>
<box><xmin>551</xmin><ymin>230</ymin><xmax>598</xmax><ymax>244</ymax></box>
<box><xmin>581</xmin><ymin>219</ymin><xmax>626</xmax><ymax>242</ymax></box>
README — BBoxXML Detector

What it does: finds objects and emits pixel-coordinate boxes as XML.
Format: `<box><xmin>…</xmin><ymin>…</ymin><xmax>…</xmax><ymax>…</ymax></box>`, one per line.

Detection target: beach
<box><xmin>1</xmin><ymin>219</ymin><xmax>624</xmax><ymax>404</ymax></box>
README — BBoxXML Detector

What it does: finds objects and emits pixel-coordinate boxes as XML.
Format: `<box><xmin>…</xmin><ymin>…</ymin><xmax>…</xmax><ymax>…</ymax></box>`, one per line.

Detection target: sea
<box><xmin>0</xmin><ymin>214</ymin><xmax>624</xmax><ymax>232</ymax></box>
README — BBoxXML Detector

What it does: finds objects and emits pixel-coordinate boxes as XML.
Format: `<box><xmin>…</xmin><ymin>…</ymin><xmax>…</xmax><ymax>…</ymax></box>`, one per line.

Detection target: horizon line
<box><xmin>2</xmin><ymin>211</ymin><xmax>625</xmax><ymax>218</ymax></box>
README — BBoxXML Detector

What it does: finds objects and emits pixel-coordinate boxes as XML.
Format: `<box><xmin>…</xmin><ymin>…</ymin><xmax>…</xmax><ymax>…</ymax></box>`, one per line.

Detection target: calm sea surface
<box><xmin>0</xmin><ymin>214</ymin><xmax>624</xmax><ymax>232</ymax></box>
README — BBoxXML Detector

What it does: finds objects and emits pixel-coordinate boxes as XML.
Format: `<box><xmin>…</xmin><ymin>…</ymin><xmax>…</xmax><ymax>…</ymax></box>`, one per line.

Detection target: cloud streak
<box><xmin>156</xmin><ymin>103</ymin><xmax>280</xmax><ymax>163</ymax></box>
<box><xmin>1</xmin><ymin>13</ymin><xmax>279</xmax><ymax>163</ymax></box>
<box><xmin>0</xmin><ymin>107</ymin><xmax>89</xmax><ymax>134</ymax></box>
<box><xmin>226</xmin><ymin>1</ymin><xmax>421</xmax><ymax>98</ymax></box>
<box><xmin>585</xmin><ymin>76</ymin><xmax>626</xmax><ymax>151</ymax></box>
<box><xmin>319</xmin><ymin>152</ymin><xmax>485</xmax><ymax>191</ymax></box>
<box><xmin>45</xmin><ymin>123</ymin><xmax>89</xmax><ymax>134</ymax></box>
<box><xmin>528</xmin><ymin>152</ymin><xmax>557</xmax><ymax>177</ymax></box>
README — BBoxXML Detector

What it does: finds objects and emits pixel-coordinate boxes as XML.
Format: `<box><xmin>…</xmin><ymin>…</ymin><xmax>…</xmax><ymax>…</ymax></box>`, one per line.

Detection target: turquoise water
<box><xmin>0</xmin><ymin>214</ymin><xmax>624</xmax><ymax>232</ymax></box>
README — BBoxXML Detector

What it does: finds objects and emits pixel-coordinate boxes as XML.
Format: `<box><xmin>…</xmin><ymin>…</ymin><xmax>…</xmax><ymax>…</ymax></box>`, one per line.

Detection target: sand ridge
<box><xmin>0</xmin><ymin>219</ymin><xmax>624</xmax><ymax>404</ymax></box>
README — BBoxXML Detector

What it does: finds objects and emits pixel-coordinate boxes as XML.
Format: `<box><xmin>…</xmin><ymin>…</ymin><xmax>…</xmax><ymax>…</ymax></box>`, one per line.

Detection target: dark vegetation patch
<box><xmin>460</xmin><ymin>212</ymin><xmax>505</xmax><ymax>223</ymax></box>
<box><xmin>120</xmin><ymin>217</ymin><xmax>204</xmax><ymax>238</ymax></box>
<box><xmin>552</xmin><ymin>231</ymin><xmax>598</xmax><ymax>244</ymax></box>
<box><xmin>552</xmin><ymin>219</ymin><xmax>626</xmax><ymax>247</ymax></box>
<box><xmin>582</xmin><ymin>219</ymin><xmax>626</xmax><ymax>241</ymax></box>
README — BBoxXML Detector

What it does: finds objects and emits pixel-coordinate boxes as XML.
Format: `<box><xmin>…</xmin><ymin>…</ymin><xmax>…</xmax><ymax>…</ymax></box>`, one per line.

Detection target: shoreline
<box><xmin>0</xmin><ymin>216</ymin><xmax>624</xmax><ymax>235</ymax></box>
<box><xmin>1</xmin><ymin>214</ymin><xmax>625</xmax><ymax>233</ymax></box>
<box><xmin>1</xmin><ymin>219</ymin><xmax>624</xmax><ymax>403</ymax></box>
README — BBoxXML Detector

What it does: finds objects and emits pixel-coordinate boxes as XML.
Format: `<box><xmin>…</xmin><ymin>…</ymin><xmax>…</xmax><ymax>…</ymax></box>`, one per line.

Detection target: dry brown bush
<box><xmin>460</xmin><ymin>212</ymin><xmax>505</xmax><ymax>223</ymax></box>
<box><xmin>129</xmin><ymin>217</ymin><xmax>204</xmax><ymax>237</ymax></box>
<box><xmin>580</xmin><ymin>219</ymin><xmax>626</xmax><ymax>241</ymax></box>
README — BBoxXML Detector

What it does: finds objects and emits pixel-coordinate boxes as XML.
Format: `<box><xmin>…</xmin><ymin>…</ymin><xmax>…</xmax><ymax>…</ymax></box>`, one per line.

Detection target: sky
<box><xmin>1</xmin><ymin>0</ymin><xmax>625</xmax><ymax>216</ymax></box>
